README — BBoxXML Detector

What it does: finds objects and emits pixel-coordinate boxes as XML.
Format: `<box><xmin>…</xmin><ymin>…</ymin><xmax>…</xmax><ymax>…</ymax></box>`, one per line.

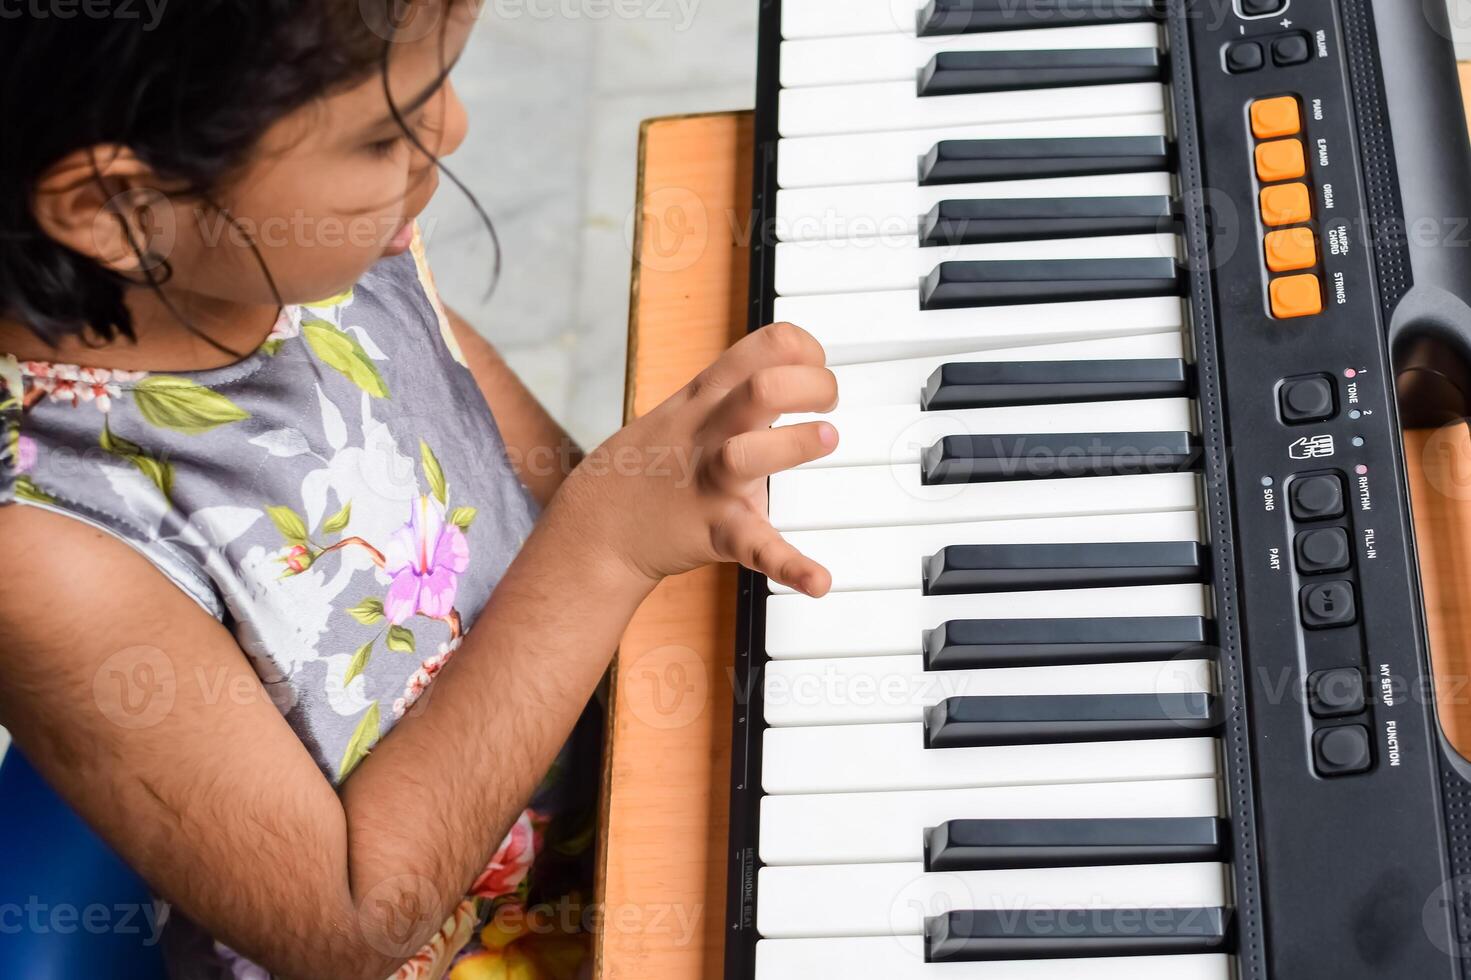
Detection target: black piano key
<box><xmin>923</xmin><ymin>541</ymin><xmax>1204</xmax><ymax>595</ymax></box>
<box><xmin>921</xmin><ymin>358</ymin><xmax>1190</xmax><ymax>410</ymax></box>
<box><xmin>920</xmin><ymin>134</ymin><xmax>1172</xmax><ymax>185</ymax></box>
<box><xmin>926</xmin><ymin>907</ymin><xmax>1232</xmax><ymax>963</ymax></box>
<box><xmin>919</xmin><ymin>258</ymin><xmax>1182</xmax><ymax>310</ymax></box>
<box><xmin>917</xmin><ymin>48</ymin><xmax>1162</xmax><ymax>97</ymax></box>
<box><xmin>924</xmin><ymin>692</ymin><xmax>1219</xmax><ymax>748</ymax></box>
<box><xmin>919</xmin><ymin>0</ymin><xmax>1162</xmax><ymax>36</ymax></box>
<box><xmin>920</xmin><ymin>195</ymin><xmax>1173</xmax><ymax>246</ymax></box>
<box><xmin>920</xmin><ymin>430</ymin><xmax>1198</xmax><ymax>484</ymax></box>
<box><xmin>925</xmin><ymin>817</ymin><xmax>1226</xmax><ymax>871</ymax></box>
<box><xmin>924</xmin><ymin>615</ymin><xmax>1210</xmax><ymax>670</ymax></box>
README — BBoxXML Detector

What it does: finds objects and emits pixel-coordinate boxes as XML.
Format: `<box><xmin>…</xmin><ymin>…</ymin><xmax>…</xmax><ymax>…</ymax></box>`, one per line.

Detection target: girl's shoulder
<box><xmin>0</xmin><ymin>224</ymin><xmax>527</xmax><ymax>622</ymax></box>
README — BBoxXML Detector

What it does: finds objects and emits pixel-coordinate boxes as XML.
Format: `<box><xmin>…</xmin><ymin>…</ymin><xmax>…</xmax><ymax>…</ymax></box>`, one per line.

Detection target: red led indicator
<box><xmin>1344</xmin><ymin>368</ymin><xmax>1357</xmax><ymax>379</ymax></box>
<box><xmin>1355</xmin><ymin>464</ymin><xmax>1368</xmax><ymax>475</ymax></box>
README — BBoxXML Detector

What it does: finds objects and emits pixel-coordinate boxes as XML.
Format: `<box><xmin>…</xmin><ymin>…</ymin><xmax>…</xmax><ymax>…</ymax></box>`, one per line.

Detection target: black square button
<box><xmin>1273</xmin><ymin>33</ymin><xmax>1312</xmax><ymax>66</ymax></box>
<box><xmin>1314</xmin><ymin>724</ymin><xmax>1372</xmax><ymax>776</ymax></box>
<box><xmin>1241</xmin><ymin>0</ymin><xmax>1285</xmax><ymax>14</ymax></box>
<box><xmin>1280</xmin><ymin>375</ymin><xmax>1336</xmax><ymax>424</ymax></box>
<box><xmin>1295</xmin><ymin>527</ymin><xmax>1350</xmax><ymax>574</ymax></box>
<box><xmin>1301</xmin><ymin>580</ymin><xmax>1356</xmax><ymax>629</ymax></box>
<box><xmin>1290</xmin><ymin>473</ymin><xmax>1345</xmax><ymax>522</ymax></box>
<box><xmin>1309</xmin><ymin>668</ymin><xmax>1365</xmax><ymax>718</ymax></box>
<box><xmin>1227</xmin><ymin>42</ymin><xmax>1264</xmax><ymax>74</ymax></box>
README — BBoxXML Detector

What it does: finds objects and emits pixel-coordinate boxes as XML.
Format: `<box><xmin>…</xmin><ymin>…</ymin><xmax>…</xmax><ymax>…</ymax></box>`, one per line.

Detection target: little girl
<box><xmin>0</xmin><ymin>3</ymin><xmax>837</xmax><ymax>978</ymax></box>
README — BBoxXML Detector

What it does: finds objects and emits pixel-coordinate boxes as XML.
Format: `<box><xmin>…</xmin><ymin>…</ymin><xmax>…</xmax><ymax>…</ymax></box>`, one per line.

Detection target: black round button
<box><xmin>1273</xmin><ymin>34</ymin><xmax>1312</xmax><ymax>66</ymax></box>
<box><xmin>1300</xmin><ymin>580</ymin><xmax>1356</xmax><ymax>629</ymax></box>
<box><xmin>1241</xmin><ymin>0</ymin><xmax>1284</xmax><ymax>14</ymax></box>
<box><xmin>1314</xmin><ymin>725</ymin><xmax>1372</xmax><ymax>776</ymax></box>
<box><xmin>1290</xmin><ymin>473</ymin><xmax>1345</xmax><ymax>521</ymax></box>
<box><xmin>1310</xmin><ymin>668</ymin><xmax>1366</xmax><ymax>717</ymax></box>
<box><xmin>1295</xmin><ymin>526</ymin><xmax>1350</xmax><ymax>573</ymax></box>
<box><xmin>1280</xmin><ymin>375</ymin><xmax>1335</xmax><ymax>423</ymax></box>
<box><xmin>1226</xmin><ymin>41</ymin><xmax>1264</xmax><ymax>74</ymax></box>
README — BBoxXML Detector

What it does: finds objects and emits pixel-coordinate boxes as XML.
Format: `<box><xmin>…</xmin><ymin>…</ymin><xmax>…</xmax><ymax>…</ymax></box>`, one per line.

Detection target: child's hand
<box><xmin>557</xmin><ymin>322</ymin><xmax>838</xmax><ymax>597</ymax></box>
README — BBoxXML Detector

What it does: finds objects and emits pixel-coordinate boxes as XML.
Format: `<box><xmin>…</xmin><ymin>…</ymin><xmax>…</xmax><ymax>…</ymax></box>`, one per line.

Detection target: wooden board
<box><xmin>595</xmin><ymin>112</ymin><xmax>751</xmax><ymax>980</ymax></box>
<box><xmin>598</xmin><ymin>72</ymin><xmax>1471</xmax><ymax>979</ymax></box>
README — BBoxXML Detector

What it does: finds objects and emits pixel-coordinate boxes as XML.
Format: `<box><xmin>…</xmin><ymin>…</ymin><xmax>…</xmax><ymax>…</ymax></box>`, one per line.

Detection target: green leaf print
<box><xmin>419</xmin><ymin>440</ymin><xmax>447</xmax><ymax>504</ymax></box>
<box><xmin>304</xmin><ymin>288</ymin><xmax>354</xmax><ymax>309</ymax></box>
<box><xmin>447</xmin><ymin>506</ymin><xmax>477</xmax><ymax>530</ymax></box>
<box><xmin>132</xmin><ymin>376</ymin><xmax>249</xmax><ymax>434</ymax></box>
<box><xmin>302</xmin><ymin>319</ymin><xmax>389</xmax><ymax>398</ymax></box>
<box><xmin>347</xmin><ymin>597</ymin><xmax>386</xmax><ymax>625</ymax></box>
<box><xmin>13</xmin><ymin>476</ymin><xmax>57</xmax><ymax>505</ymax></box>
<box><xmin>338</xmin><ymin>701</ymin><xmax>381</xmax><ymax>780</ymax></box>
<box><xmin>265</xmin><ymin>505</ymin><xmax>309</xmax><ymax>545</ymax></box>
<box><xmin>99</xmin><ymin>422</ymin><xmax>175</xmax><ymax>500</ymax></box>
<box><xmin>321</xmin><ymin>501</ymin><xmax>352</xmax><ymax>534</ymax></box>
<box><xmin>386</xmin><ymin>625</ymin><xmax>416</xmax><ymax>654</ymax></box>
<box><xmin>344</xmin><ymin>638</ymin><xmax>374</xmax><ymax>685</ymax></box>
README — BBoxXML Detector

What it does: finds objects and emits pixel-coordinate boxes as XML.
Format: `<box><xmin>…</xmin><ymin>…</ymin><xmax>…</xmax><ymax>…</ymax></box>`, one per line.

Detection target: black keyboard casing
<box><xmin>728</xmin><ymin>1</ymin><xmax>1471</xmax><ymax>976</ymax></box>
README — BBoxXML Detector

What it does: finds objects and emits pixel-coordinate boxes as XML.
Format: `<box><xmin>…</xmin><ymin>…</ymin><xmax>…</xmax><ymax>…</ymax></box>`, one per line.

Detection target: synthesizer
<box><xmin>725</xmin><ymin>0</ymin><xmax>1471</xmax><ymax>977</ymax></box>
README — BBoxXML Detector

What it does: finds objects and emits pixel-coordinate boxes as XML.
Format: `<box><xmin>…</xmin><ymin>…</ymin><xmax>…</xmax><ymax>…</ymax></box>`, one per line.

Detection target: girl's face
<box><xmin>150</xmin><ymin>2</ymin><xmax>475</xmax><ymax>307</ymax></box>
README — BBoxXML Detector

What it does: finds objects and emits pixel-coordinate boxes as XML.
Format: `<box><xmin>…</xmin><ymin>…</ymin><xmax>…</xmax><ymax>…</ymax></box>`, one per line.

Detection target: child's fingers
<box><xmin>685</xmin><ymin>322</ymin><xmax>826</xmax><ymax>399</ymax></box>
<box><xmin>711</xmin><ymin>422</ymin><xmax>838</xmax><ymax>486</ymax></box>
<box><xmin>703</xmin><ymin>364</ymin><xmax>837</xmax><ymax>440</ymax></box>
<box><xmin>714</xmin><ymin>510</ymin><xmax>832</xmax><ymax>597</ymax></box>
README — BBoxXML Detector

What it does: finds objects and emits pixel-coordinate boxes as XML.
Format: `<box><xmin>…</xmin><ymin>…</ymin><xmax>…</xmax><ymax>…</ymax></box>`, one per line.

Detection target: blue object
<box><xmin>0</xmin><ymin>749</ymin><xmax>166</xmax><ymax>977</ymax></box>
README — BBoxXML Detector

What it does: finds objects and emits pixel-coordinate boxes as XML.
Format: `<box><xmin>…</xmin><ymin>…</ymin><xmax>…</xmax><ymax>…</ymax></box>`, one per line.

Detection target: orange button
<box><xmin>1255</xmin><ymin>139</ymin><xmax>1306</xmax><ymax>182</ymax></box>
<box><xmin>1251</xmin><ymin>96</ymin><xmax>1301</xmax><ymax>139</ymax></box>
<box><xmin>1260</xmin><ymin>182</ymin><xmax>1312</xmax><ymax>226</ymax></box>
<box><xmin>1264</xmin><ymin>228</ymin><xmax>1317</xmax><ymax>272</ymax></box>
<box><xmin>1270</xmin><ymin>274</ymin><xmax>1324</xmax><ymax>318</ymax></box>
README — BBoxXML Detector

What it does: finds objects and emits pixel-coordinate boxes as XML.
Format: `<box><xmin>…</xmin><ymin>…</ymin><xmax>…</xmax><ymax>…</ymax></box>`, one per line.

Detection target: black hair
<box><xmin>0</xmin><ymin>0</ymin><xmax>491</xmax><ymax>350</ymax></box>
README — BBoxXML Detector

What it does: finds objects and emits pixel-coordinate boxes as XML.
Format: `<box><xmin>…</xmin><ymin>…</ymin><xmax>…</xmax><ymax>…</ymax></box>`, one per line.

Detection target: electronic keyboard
<box><xmin>725</xmin><ymin>0</ymin><xmax>1471</xmax><ymax>977</ymax></box>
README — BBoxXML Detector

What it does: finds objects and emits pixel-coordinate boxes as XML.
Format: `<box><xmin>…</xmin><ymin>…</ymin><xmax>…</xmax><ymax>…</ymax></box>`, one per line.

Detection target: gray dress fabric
<box><xmin>0</xmin><ymin>233</ymin><xmax>600</xmax><ymax>978</ymax></box>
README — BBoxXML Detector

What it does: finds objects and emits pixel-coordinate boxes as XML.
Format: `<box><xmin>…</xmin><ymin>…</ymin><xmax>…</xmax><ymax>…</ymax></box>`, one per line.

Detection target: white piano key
<box><xmin>759</xmin><ymin>778</ymin><xmax>1222</xmax><ymax>866</ymax></box>
<box><xmin>774</xmin><ymin>293</ymin><xmax>1185</xmax><ymax>365</ymax></box>
<box><xmin>757</xmin><ymin>938</ymin><xmax>1231</xmax><ymax>980</ymax></box>
<box><xmin>765</xmin><ymin>656</ymin><xmax>1213</xmax><ymax>727</ymax></box>
<box><xmin>761</xmin><ymin>726</ymin><xmax>1220</xmax><ymax>794</ymax></box>
<box><xmin>785</xmin><ymin>397</ymin><xmax>1193</xmax><ymax>469</ymax></box>
<box><xmin>776</xmin><ymin>172</ymin><xmax>1174</xmax><ymax>243</ymax></box>
<box><xmin>769</xmin><ymin>468</ymin><xmax>1200</xmax><ymax>532</ymax></box>
<box><xmin>778</xmin><ymin>114</ymin><xmax>1168</xmax><ymax>189</ymax></box>
<box><xmin>782</xmin><ymin>0</ymin><xmax>920</xmax><ymax>39</ymax></box>
<box><xmin>776</xmin><ymin>233</ymin><xmax>1177</xmax><ymax>296</ymax></box>
<box><xmin>774</xmin><ymin>510</ymin><xmax>1201</xmax><ymax>594</ymax></box>
<box><xmin>765</xmin><ymin>583</ymin><xmax>1207</xmax><ymax>659</ymax></box>
<box><xmin>827</xmin><ymin>333</ymin><xmax>1186</xmax><ymax>409</ymax></box>
<box><xmin>757</xmin><ymin>860</ymin><xmax>1227</xmax><ymax>938</ymax></box>
<box><xmin>779</xmin><ymin>81</ymin><xmax>1165</xmax><ymax>138</ymax></box>
<box><xmin>781</xmin><ymin>23</ymin><xmax>1162</xmax><ymax>88</ymax></box>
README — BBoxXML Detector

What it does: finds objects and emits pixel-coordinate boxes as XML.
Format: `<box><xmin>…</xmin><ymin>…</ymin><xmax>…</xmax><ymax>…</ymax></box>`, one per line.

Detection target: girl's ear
<box><xmin>30</xmin><ymin>146</ymin><xmax>175</xmax><ymax>277</ymax></box>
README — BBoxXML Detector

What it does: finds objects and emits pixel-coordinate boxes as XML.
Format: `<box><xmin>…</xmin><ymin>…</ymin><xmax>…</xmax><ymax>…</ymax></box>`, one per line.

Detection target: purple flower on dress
<box><xmin>14</xmin><ymin>435</ymin><xmax>36</xmax><ymax>474</ymax></box>
<box><xmin>382</xmin><ymin>495</ymin><xmax>470</xmax><ymax>624</ymax></box>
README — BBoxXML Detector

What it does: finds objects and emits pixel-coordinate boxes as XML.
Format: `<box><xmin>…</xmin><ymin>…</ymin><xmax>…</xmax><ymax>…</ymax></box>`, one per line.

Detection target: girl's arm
<box><xmin>0</xmin><ymin>322</ymin><xmax>836</xmax><ymax>980</ymax></box>
<box><xmin>444</xmin><ymin>305</ymin><xmax>581</xmax><ymax>507</ymax></box>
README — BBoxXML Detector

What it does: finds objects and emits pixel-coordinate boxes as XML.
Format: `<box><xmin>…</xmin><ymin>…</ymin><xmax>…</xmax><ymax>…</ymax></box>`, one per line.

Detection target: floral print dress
<box><xmin>0</xmin><ymin>228</ymin><xmax>600</xmax><ymax>980</ymax></box>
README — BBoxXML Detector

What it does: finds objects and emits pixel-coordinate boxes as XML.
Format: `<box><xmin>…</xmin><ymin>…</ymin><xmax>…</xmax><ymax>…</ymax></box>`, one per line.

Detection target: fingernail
<box><xmin>817</xmin><ymin>422</ymin><xmax>838</xmax><ymax>449</ymax></box>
